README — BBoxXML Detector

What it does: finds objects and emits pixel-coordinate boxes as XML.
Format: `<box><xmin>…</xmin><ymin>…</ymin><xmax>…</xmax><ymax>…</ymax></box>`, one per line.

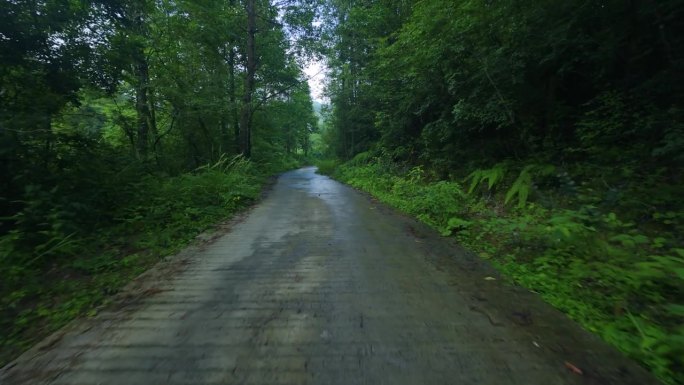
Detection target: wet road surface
<box><xmin>0</xmin><ymin>167</ymin><xmax>659</xmax><ymax>384</ymax></box>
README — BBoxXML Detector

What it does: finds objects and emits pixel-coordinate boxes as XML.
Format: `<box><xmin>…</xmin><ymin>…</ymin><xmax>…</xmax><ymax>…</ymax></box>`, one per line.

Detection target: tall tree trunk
<box><xmin>132</xmin><ymin>10</ymin><xmax>154</xmax><ymax>161</ymax></box>
<box><xmin>148</xmin><ymin>84</ymin><xmax>157</xmax><ymax>139</ymax></box>
<box><xmin>229</xmin><ymin>45</ymin><xmax>239</xmax><ymax>153</ymax></box>
<box><xmin>239</xmin><ymin>0</ymin><xmax>256</xmax><ymax>158</ymax></box>
<box><xmin>218</xmin><ymin>48</ymin><xmax>230</xmax><ymax>154</ymax></box>
<box><xmin>229</xmin><ymin>0</ymin><xmax>240</xmax><ymax>154</ymax></box>
<box><xmin>134</xmin><ymin>49</ymin><xmax>151</xmax><ymax>160</ymax></box>
<box><xmin>220</xmin><ymin>117</ymin><xmax>229</xmax><ymax>154</ymax></box>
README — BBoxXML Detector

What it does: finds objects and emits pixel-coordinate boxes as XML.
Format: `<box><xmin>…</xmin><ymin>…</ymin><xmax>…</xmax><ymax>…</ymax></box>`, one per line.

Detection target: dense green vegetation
<box><xmin>319</xmin><ymin>0</ymin><xmax>683</xmax><ymax>383</ymax></box>
<box><xmin>1</xmin><ymin>0</ymin><xmax>319</xmax><ymax>365</ymax></box>
<box><xmin>3</xmin><ymin>0</ymin><xmax>683</xmax><ymax>381</ymax></box>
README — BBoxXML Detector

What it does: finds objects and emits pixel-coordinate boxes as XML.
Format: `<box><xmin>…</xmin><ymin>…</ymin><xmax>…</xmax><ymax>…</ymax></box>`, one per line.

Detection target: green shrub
<box><xmin>315</xmin><ymin>159</ymin><xmax>342</xmax><ymax>175</ymax></box>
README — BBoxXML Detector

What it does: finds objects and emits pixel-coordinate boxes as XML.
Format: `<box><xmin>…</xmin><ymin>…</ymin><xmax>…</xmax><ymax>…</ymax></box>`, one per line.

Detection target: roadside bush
<box><xmin>315</xmin><ymin>158</ymin><xmax>342</xmax><ymax>176</ymax></box>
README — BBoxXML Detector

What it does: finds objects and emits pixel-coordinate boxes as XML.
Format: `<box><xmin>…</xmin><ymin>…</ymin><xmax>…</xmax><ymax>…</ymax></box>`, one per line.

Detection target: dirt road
<box><xmin>0</xmin><ymin>167</ymin><xmax>659</xmax><ymax>385</ymax></box>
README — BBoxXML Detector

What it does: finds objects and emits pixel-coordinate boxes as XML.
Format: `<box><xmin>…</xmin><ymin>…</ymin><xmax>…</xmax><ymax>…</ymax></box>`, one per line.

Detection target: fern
<box><xmin>465</xmin><ymin>164</ymin><xmax>506</xmax><ymax>193</ymax></box>
<box><xmin>505</xmin><ymin>166</ymin><xmax>532</xmax><ymax>208</ymax></box>
<box><xmin>505</xmin><ymin>164</ymin><xmax>555</xmax><ymax>208</ymax></box>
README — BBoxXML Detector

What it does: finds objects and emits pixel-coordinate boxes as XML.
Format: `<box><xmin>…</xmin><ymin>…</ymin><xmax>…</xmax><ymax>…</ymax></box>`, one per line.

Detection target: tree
<box><xmin>321</xmin><ymin>0</ymin><xmax>412</xmax><ymax>159</ymax></box>
<box><xmin>239</xmin><ymin>0</ymin><xmax>258</xmax><ymax>157</ymax></box>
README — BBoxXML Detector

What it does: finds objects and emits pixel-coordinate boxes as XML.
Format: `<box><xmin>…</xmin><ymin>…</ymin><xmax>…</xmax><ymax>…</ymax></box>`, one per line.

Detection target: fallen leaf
<box><xmin>484</xmin><ymin>276</ymin><xmax>496</xmax><ymax>281</ymax></box>
<box><xmin>564</xmin><ymin>361</ymin><xmax>583</xmax><ymax>375</ymax></box>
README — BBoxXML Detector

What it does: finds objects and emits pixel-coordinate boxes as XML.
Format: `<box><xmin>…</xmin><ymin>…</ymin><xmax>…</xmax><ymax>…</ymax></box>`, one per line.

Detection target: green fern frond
<box><xmin>464</xmin><ymin>164</ymin><xmax>506</xmax><ymax>194</ymax></box>
<box><xmin>505</xmin><ymin>164</ymin><xmax>555</xmax><ymax>208</ymax></box>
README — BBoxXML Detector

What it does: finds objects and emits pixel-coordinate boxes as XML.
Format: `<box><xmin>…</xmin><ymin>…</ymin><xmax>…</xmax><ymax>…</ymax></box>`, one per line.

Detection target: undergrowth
<box><xmin>0</xmin><ymin>156</ymin><xmax>275</xmax><ymax>366</ymax></box>
<box><xmin>323</xmin><ymin>154</ymin><xmax>683</xmax><ymax>385</ymax></box>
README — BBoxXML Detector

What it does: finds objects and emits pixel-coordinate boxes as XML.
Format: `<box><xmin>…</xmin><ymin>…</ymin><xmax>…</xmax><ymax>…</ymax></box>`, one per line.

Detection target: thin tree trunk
<box><xmin>132</xmin><ymin>9</ymin><xmax>153</xmax><ymax>161</ymax></box>
<box><xmin>218</xmin><ymin>47</ymin><xmax>230</xmax><ymax>155</ymax></box>
<box><xmin>148</xmin><ymin>84</ymin><xmax>157</xmax><ymax>143</ymax></box>
<box><xmin>239</xmin><ymin>0</ymin><xmax>256</xmax><ymax>158</ymax></box>
<box><xmin>220</xmin><ymin>117</ymin><xmax>229</xmax><ymax>154</ymax></box>
<box><xmin>229</xmin><ymin>46</ymin><xmax>239</xmax><ymax>153</ymax></box>
<box><xmin>229</xmin><ymin>0</ymin><xmax>240</xmax><ymax>154</ymax></box>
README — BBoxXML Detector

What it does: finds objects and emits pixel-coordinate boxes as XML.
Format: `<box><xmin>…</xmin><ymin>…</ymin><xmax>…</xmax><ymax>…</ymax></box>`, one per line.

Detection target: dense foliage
<box><xmin>320</xmin><ymin>0</ymin><xmax>683</xmax><ymax>383</ymax></box>
<box><xmin>1</xmin><ymin>0</ymin><xmax>319</xmax><ymax>365</ymax></box>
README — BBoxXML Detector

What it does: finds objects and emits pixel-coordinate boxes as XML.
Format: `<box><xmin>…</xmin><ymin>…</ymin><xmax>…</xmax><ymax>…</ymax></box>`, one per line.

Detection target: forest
<box><xmin>1</xmin><ymin>0</ymin><xmax>683</xmax><ymax>384</ymax></box>
<box><xmin>318</xmin><ymin>0</ymin><xmax>683</xmax><ymax>384</ymax></box>
<box><xmin>0</xmin><ymin>0</ymin><xmax>318</xmax><ymax>366</ymax></box>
